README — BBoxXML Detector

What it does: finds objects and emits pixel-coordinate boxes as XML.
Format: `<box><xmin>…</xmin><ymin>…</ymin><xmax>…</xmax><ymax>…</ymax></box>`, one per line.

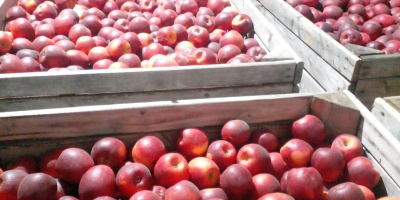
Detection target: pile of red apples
<box><xmin>287</xmin><ymin>0</ymin><xmax>400</xmax><ymax>53</ymax></box>
<box><xmin>0</xmin><ymin>0</ymin><xmax>268</xmax><ymax>74</ymax></box>
<box><xmin>1</xmin><ymin>114</ymin><xmax>399</xmax><ymax>200</ymax></box>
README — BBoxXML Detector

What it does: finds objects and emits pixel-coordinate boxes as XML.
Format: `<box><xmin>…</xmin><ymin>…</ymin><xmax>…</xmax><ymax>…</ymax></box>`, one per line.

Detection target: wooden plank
<box><xmin>385</xmin><ymin>96</ymin><xmax>400</xmax><ymax>111</ymax></box>
<box><xmin>372</xmin><ymin>98</ymin><xmax>400</xmax><ymax>141</ymax></box>
<box><xmin>0</xmin><ymin>93</ymin><xmax>316</xmax><ymax>141</ymax></box>
<box><xmin>0</xmin><ymin>0</ymin><xmax>16</xmax><ymax>29</ymax></box>
<box><xmin>230</xmin><ymin>0</ymin><xmax>304</xmax><ymax>85</ymax></box>
<box><xmin>353</xmin><ymin>77</ymin><xmax>400</xmax><ymax>109</ymax></box>
<box><xmin>0</xmin><ymin>83</ymin><xmax>293</xmax><ymax>112</ymax></box>
<box><xmin>0</xmin><ymin>60</ymin><xmax>297</xmax><ymax>98</ymax></box>
<box><xmin>344</xmin><ymin>43</ymin><xmax>385</xmax><ymax>57</ymax></box>
<box><xmin>257</xmin><ymin>0</ymin><xmax>361</xmax><ymax>81</ymax></box>
<box><xmin>249</xmin><ymin>0</ymin><xmax>351</xmax><ymax>92</ymax></box>
<box><xmin>344</xmin><ymin>90</ymin><xmax>400</xmax><ymax>189</ymax></box>
<box><xmin>366</xmin><ymin>151</ymin><xmax>400</xmax><ymax>197</ymax></box>
<box><xmin>298</xmin><ymin>70</ymin><xmax>325</xmax><ymax>93</ymax></box>
<box><xmin>359</xmin><ymin>54</ymin><xmax>400</xmax><ymax>79</ymax></box>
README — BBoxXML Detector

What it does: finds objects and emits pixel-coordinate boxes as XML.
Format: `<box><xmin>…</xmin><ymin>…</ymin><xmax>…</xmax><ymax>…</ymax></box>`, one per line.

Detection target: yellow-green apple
<box><xmin>191</xmin><ymin>47</ymin><xmax>217</xmax><ymax>65</ymax></box>
<box><xmin>78</xmin><ymin>165</ymin><xmax>116</xmax><ymax>200</ymax></box>
<box><xmin>328</xmin><ymin>182</ymin><xmax>365</xmax><ymax>200</ymax></box>
<box><xmin>66</xmin><ymin>49</ymin><xmax>90</xmax><ymax>69</ymax></box>
<box><xmin>32</xmin><ymin>36</ymin><xmax>56</xmax><ymax>52</ymax></box>
<box><xmin>10</xmin><ymin>18</ymin><xmax>35</xmax><ymax>41</ymax></box>
<box><xmin>142</xmin><ymin>42</ymin><xmax>167</xmax><ymax>60</ymax></box>
<box><xmin>221</xmin><ymin>119</ymin><xmax>251</xmax><ymax>148</ymax></box>
<box><xmin>21</xmin><ymin>57</ymin><xmax>41</xmax><ymax>72</ymax></box>
<box><xmin>93</xmin><ymin>59</ymin><xmax>113</xmax><ymax>70</ymax></box>
<box><xmin>108</xmin><ymin>61</ymin><xmax>129</xmax><ymax>69</ymax></box>
<box><xmin>217</xmin><ymin>44</ymin><xmax>241</xmax><ymax>63</ymax></box>
<box><xmin>55</xmin><ymin>148</ymin><xmax>94</xmax><ymax>184</ymax></box>
<box><xmin>55</xmin><ymin>40</ymin><xmax>76</xmax><ymax>52</ymax></box>
<box><xmin>237</xmin><ymin>143</ymin><xmax>273</xmax><ymax>176</ymax></box>
<box><xmin>345</xmin><ymin>156</ymin><xmax>381</xmax><ymax>189</ymax></box>
<box><xmin>188</xmin><ymin>157</ymin><xmax>220</xmax><ymax>189</ymax></box>
<box><xmin>358</xmin><ymin>185</ymin><xmax>376</xmax><ymax>200</ymax></box>
<box><xmin>0</xmin><ymin>54</ymin><xmax>26</xmax><ymax>73</ymax></box>
<box><xmin>129</xmin><ymin>17</ymin><xmax>151</xmax><ymax>34</ymax></box>
<box><xmin>178</xmin><ymin>0</ymin><xmax>199</xmax><ymax>15</ymax></box>
<box><xmin>331</xmin><ymin>134</ymin><xmax>363</xmax><ymax>163</ymax></box>
<box><xmin>219</xmin><ymin>30</ymin><xmax>244</xmax><ymax>50</ymax></box>
<box><xmin>40</xmin><ymin>149</ymin><xmax>64</xmax><ymax>178</ymax></box>
<box><xmin>17</xmin><ymin>173</ymin><xmax>58</xmax><ymax>200</ymax></box>
<box><xmin>154</xmin><ymin>153</ymin><xmax>189</xmax><ymax>187</ymax></box>
<box><xmin>220</xmin><ymin>164</ymin><xmax>253</xmax><ymax>200</ymax></box>
<box><xmin>291</xmin><ymin>115</ymin><xmax>326</xmax><ymax>146</ymax></box>
<box><xmin>207</xmin><ymin>0</ymin><xmax>224</xmax><ymax>15</ymax></box>
<box><xmin>214</xmin><ymin>12</ymin><xmax>233</xmax><ymax>31</ymax></box>
<box><xmin>88</xmin><ymin>46</ymin><xmax>110</xmax><ymax>65</ymax></box>
<box><xmin>250</xmin><ymin>173</ymin><xmax>281</xmax><ymax>200</ymax></box>
<box><xmin>118</xmin><ymin>53</ymin><xmax>141</xmax><ymax>68</ymax></box>
<box><xmin>164</xmin><ymin>180</ymin><xmax>202</xmax><ymax>200</ymax></box>
<box><xmin>280</xmin><ymin>138</ymin><xmax>314</xmax><ymax>168</ymax></box>
<box><xmin>231</xmin><ymin>14</ymin><xmax>253</xmax><ymax>35</ymax></box>
<box><xmin>90</xmin><ymin>137</ymin><xmax>127</xmax><ymax>170</ymax></box>
<box><xmin>116</xmin><ymin>163</ymin><xmax>153</xmax><ymax>197</ymax></box>
<box><xmin>200</xmin><ymin>188</ymin><xmax>228</xmax><ymax>200</ymax></box>
<box><xmin>131</xmin><ymin>136</ymin><xmax>167</xmax><ymax>171</ymax></box>
<box><xmin>206</xmin><ymin>140</ymin><xmax>237</xmax><ymax>172</ymax></box>
<box><xmin>251</xmin><ymin>129</ymin><xmax>279</xmax><ymax>152</ymax></box>
<box><xmin>107</xmin><ymin>38</ymin><xmax>132</xmax><ymax>60</ymax></box>
<box><xmin>80</xmin><ymin>15</ymin><xmax>102</xmax><ymax>36</ymax></box>
<box><xmin>12</xmin><ymin>38</ymin><xmax>33</xmax><ymax>53</ymax></box>
<box><xmin>285</xmin><ymin>167</ymin><xmax>324</xmax><ymax>200</ymax></box>
<box><xmin>0</xmin><ymin>31</ymin><xmax>14</xmax><ymax>54</ymax></box>
<box><xmin>258</xmin><ymin>192</ymin><xmax>295</xmax><ymax>200</ymax></box>
<box><xmin>152</xmin><ymin>185</ymin><xmax>166</xmax><ymax>199</ymax></box>
<box><xmin>0</xmin><ymin>170</ymin><xmax>28</xmax><ymax>200</ymax></box>
<box><xmin>187</xmin><ymin>25</ymin><xmax>210</xmax><ymax>47</ymax></box>
<box><xmin>311</xmin><ymin>147</ymin><xmax>345</xmax><ymax>182</ymax></box>
<box><xmin>129</xmin><ymin>190</ymin><xmax>162</xmax><ymax>200</ymax></box>
<box><xmin>40</xmin><ymin>45</ymin><xmax>70</xmax><ymax>69</ymax></box>
<box><xmin>269</xmin><ymin>152</ymin><xmax>290</xmax><ymax>180</ymax></box>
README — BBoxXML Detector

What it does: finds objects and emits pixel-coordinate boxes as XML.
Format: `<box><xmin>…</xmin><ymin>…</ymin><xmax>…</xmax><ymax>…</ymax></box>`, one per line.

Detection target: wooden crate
<box><xmin>364</xmin><ymin>95</ymin><xmax>400</xmax><ymax>193</ymax></box>
<box><xmin>0</xmin><ymin>0</ymin><xmax>305</xmax><ymax>112</ymax></box>
<box><xmin>245</xmin><ymin>0</ymin><xmax>400</xmax><ymax>108</ymax></box>
<box><xmin>0</xmin><ymin>90</ymin><xmax>398</xmax><ymax>197</ymax></box>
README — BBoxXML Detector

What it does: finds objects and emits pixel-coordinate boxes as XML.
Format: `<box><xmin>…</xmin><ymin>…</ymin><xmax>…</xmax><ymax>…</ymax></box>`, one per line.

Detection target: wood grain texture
<box><xmin>298</xmin><ymin>70</ymin><xmax>325</xmax><ymax>93</ymax></box>
<box><xmin>0</xmin><ymin>60</ymin><xmax>297</xmax><ymax>98</ymax></box>
<box><xmin>344</xmin><ymin>43</ymin><xmax>385</xmax><ymax>57</ymax></box>
<box><xmin>353</xmin><ymin>77</ymin><xmax>400</xmax><ymax>109</ymax></box>
<box><xmin>372</xmin><ymin>98</ymin><xmax>400</xmax><ymax>141</ymax></box>
<box><xmin>385</xmin><ymin>96</ymin><xmax>400</xmax><ymax>111</ymax></box>
<box><xmin>344</xmin><ymin>90</ymin><xmax>400</xmax><ymax>192</ymax></box>
<box><xmin>0</xmin><ymin>83</ymin><xmax>293</xmax><ymax>112</ymax></box>
<box><xmin>359</xmin><ymin>54</ymin><xmax>400</xmax><ymax>79</ymax></box>
<box><xmin>250</xmin><ymin>0</ymin><xmax>351</xmax><ymax>92</ymax></box>
<box><xmin>257</xmin><ymin>0</ymin><xmax>360</xmax><ymax>81</ymax></box>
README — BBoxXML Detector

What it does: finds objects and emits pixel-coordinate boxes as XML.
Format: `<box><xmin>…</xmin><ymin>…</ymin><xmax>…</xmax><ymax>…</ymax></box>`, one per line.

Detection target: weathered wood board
<box><xmin>372</xmin><ymin>97</ymin><xmax>400</xmax><ymax>142</ymax></box>
<box><xmin>0</xmin><ymin>91</ymin><xmax>397</xmax><ymax>196</ymax></box>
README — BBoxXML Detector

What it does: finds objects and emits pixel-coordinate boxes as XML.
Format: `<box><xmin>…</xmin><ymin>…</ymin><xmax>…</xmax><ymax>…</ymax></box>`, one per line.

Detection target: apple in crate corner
<box><xmin>0</xmin><ymin>170</ymin><xmax>28</xmax><ymax>200</ymax></box>
<box><xmin>345</xmin><ymin>156</ymin><xmax>381</xmax><ymax>189</ymax></box>
<box><xmin>359</xmin><ymin>185</ymin><xmax>376</xmax><ymax>200</ymax></box>
<box><xmin>17</xmin><ymin>173</ymin><xmax>58</xmax><ymax>200</ymax></box>
<box><xmin>131</xmin><ymin>136</ymin><xmax>166</xmax><ymax>171</ymax></box>
<box><xmin>331</xmin><ymin>133</ymin><xmax>363</xmax><ymax>163</ymax></box>
<box><xmin>177</xmin><ymin>128</ymin><xmax>209</xmax><ymax>159</ymax></box>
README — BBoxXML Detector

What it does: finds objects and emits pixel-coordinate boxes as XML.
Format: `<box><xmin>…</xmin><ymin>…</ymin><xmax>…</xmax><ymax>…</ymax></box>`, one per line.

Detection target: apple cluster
<box><xmin>287</xmin><ymin>0</ymin><xmax>400</xmax><ymax>53</ymax></box>
<box><xmin>0</xmin><ymin>115</ymin><xmax>399</xmax><ymax>200</ymax></box>
<box><xmin>0</xmin><ymin>0</ymin><xmax>268</xmax><ymax>73</ymax></box>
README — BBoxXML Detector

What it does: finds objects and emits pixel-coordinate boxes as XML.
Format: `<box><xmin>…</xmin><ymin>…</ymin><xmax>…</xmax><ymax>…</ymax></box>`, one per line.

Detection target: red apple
<box><xmin>191</xmin><ymin>47</ymin><xmax>217</xmax><ymax>64</ymax></box>
<box><xmin>258</xmin><ymin>193</ymin><xmax>295</xmax><ymax>200</ymax></box>
<box><xmin>291</xmin><ymin>115</ymin><xmax>326</xmax><ymax>146</ymax></box>
<box><xmin>33</xmin><ymin>2</ymin><xmax>58</xmax><ymax>21</ymax></box>
<box><xmin>66</xmin><ymin>49</ymin><xmax>89</xmax><ymax>69</ymax></box>
<box><xmin>280</xmin><ymin>138</ymin><xmax>314</xmax><ymax>168</ymax></box>
<box><xmin>11</xmin><ymin>38</ymin><xmax>33</xmax><ymax>53</ymax></box>
<box><xmin>250</xmin><ymin>173</ymin><xmax>281</xmax><ymax>200</ymax></box>
<box><xmin>214</xmin><ymin>12</ymin><xmax>233</xmax><ymax>31</ymax></box>
<box><xmin>187</xmin><ymin>25</ymin><xmax>210</xmax><ymax>47</ymax></box>
<box><xmin>231</xmin><ymin>14</ymin><xmax>253</xmax><ymax>35</ymax></box>
<box><xmin>108</xmin><ymin>61</ymin><xmax>130</xmax><ymax>69</ymax></box>
<box><xmin>55</xmin><ymin>148</ymin><xmax>94</xmax><ymax>184</ymax></box>
<box><xmin>21</xmin><ymin>57</ymin><xmax>41</xmax><ymax>72</ymax></box>
<box><xmin>331</xmin><ymin>134</ymin><xmax>363</xmax><ymax>163</ymax></box>
<box><xmin>328</xmin><ymin>182</ymin><xmax>365</xmax><ymax>200</ymax></box>
<box><xmin>217</xmin><ymin>44</ymin><xmax>241</xmax><ymax>64</ymax></box>
<box><xmin>0</xmin><ymin>54</ymin><xmax>27</xmax><ymax>73</ymax></box>
<box><xmin>359</xmin><ymin>185</ymin><xmax>376</xmax><ymax>200</ymax></box>
<box><xmin>129</xmin><ymin>190</ymin><xmax>162</xmax><ymax>200</ymax></box>
<box><xmin>311</xmin><ymin>147</ymin><xmax>345</xmax><ymax>182</ymax></box>
<box><xmin>219</xmin><ymin>30</ymin><xmax>244</xmax><ymax>50</ymax></box>
<box><xmin>251</xmin><ymin>129</ymin><xmax>279</xmax><ymax>152</ymax></box>
<box><xmin>164</xmin><ymin>180</ymin><xmax>202</xmax><ymax>200</ymax></box>
<box><xmin>269</xmin><ymin>152</ymin><xmax>290</xmax><ymax>181</ymax></box>
<box><xmin>116</xmin><ymin>163</ymin><xmax>153</xmax><ymax>197</ymax></box>
<box><xmin>10</xmin><ymin>18</ymin><xmax>35</xmax><ymax>41</ymax></box>
<box><xmin>91</xmin><ymin>137</ymin><xmax>127</xmax><ymax>170</ymax></box>
<box><xmin>345</xmin><ymin>156</ymin><xmax>381</xmax><ymax>189</ymax></box>
<box><xmin>220</xmin><ymin>164</ymin><xmax>253</xmax><ymax>200</ymax></box>
<box><xmin>285</xmin><ymin>167</ymin><xmax>324</xmax><ymax>200</ymax></box>
<box><xmin>118</xmin><ymin>53</ymin><xmax>141</xmax><ymax>68</ymax></box>
<box><xmin>80</xmin><ymin>15</ymin><xmax>102</xmax><ymax>36</ymax></box>
<box><xmin>156</xmin><ymin>26</ymin><xmax>177</xmax><ymax>46</ymax></box>
<box><xmin>237</xmin><ymin>143</ymin><xmax>273</xmax><ymax>176</ymax></box>
<box><xmin>221</xmin><ymin>119</ymin><xmax>251</xmax><ymax>148</ymax></box>
<box><xmin>0</xmin><ymin>170</ymin><xmax>29</xmax><ymax>200</ymax></box>
<box><xmin>178</xmin><ymin>0</ymin><xmax>199</xmax><ymax>15</ymax></box>
<box><xmin>17</xmin><ymin>173</ymin><xmax>58</xmax><ymax>200</ymax></box>
<box><xmin>188</xmin><ymin>157</ymin><xmax>220</xmax><ymax>189</ymax></box>
<box><xmin>107</xmin><ymin>38</ymin><xmax>132</xmax><ymax>60</ymax></box>
<box><xmin>0</xmin><ymin>31</ymin><xmax>14</xmax><ymax>54</ymax></box>
<box><xmin>68</xmin><ymin>24</ymin><xmax>92</xmax><ymax>43</ymax></box>
<box><xmin>40</xmin><ymin>149</ymin><xmax>64</xmax><ymax>178</ymax></box>
<box><xmin>88</xmin><ymin>46</ymin><xmax>111</xmax><ymax>65</ymax></box>
<box><xmin>200</xmin><ymin>188</ymin><xmax>228</xmax><ymax>200</ymax></box>
<box><xmin>55</xmin><ymin>39</ymin><xmax>76</xmax><ymax>51</ymax></box>
<box><xmin>93</xmin><ymin>59</ymin><xmax>113</xmax><ymax>69</ymax></box>
<box><xmin>206</xmin><ymin>140</ymin><xmax>237</xmax><ymax>172</ymax></box>
<box><xmin>207</xmin><ymin>0</ymin><xmax>224</xmax><ymax>15</ymax></box>
<box><xmin>142</xmin><ymin>42</ymin><xmax>167</xmax><ymax>60</ymax></box>
<box><xmin>40</xmin><ymin>45</ymin><xmax>69</xmax><ymax>69</ymax></box>
<box><xmin>79</xmin><ymin>165</ymin><xmax>116</xmax><ymax>200</ymax></box>
<box><xmin>154</xmin><ymin>153</ymin><xmax>189</xmax><ymax>188</ymax></box>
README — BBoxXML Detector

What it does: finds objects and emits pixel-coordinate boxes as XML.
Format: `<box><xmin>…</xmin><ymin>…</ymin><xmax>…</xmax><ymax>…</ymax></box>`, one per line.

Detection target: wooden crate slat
<box><xmin>0</xmin><ymin>60</ymin><xmax>296</xmax><ymax>98</ymax></box>
<box><xmin>359</xmin><ymin>54</ymin><xmax>400</xmax><ymax>79</ymax></box>
<box><xmin>298</xmin><ymin>70</ymin><xmax>325</xmax><ymax>93</ymax></box>
<box><xmin>257</xmin><ymin>0</ymin><xmax>360</xmax><ymax>81</ymax></box>
<box><xmin>247</xmin><ymin>0</ymin><xmax>351</xmax><ymax>92</ymax></box>
<box><xmin>353</xmin><ymin>77</ymin><xmax>400</xmax><ymax>108</ymax></box>
<box><xmin>372</xmin><ymin>98</ymin><xmax>400</xmax><ymax>140</ymax></box>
